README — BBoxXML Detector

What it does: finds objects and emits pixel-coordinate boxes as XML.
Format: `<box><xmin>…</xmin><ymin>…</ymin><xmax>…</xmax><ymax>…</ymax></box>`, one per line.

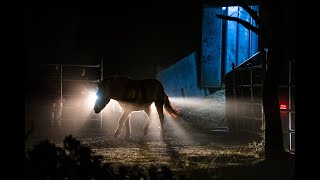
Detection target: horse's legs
<box><xmin>143</xmin><ymin>106</ymin><xmax>152</xmax><ymax>136</ymax></box>
<box><xmin>114</xmin><ymin>110</ymin><xmax>130</xmax><ymax>138</ymax></box>
<box><xmin>155</xmin><ymin>102</ymin><xmax>165</xmax><ymax>139</ymax></box>
<box><xmin>124</xmin><ymin>117</ymin><xmax>131</xmax><ymax>139</ymax></box>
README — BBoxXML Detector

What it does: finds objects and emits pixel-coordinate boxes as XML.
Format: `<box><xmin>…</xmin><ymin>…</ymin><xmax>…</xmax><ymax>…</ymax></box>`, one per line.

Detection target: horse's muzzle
<box><xmin>94</xmin><ymin>108</ymin><xmax>101</xmax><ymax>114</ymax></box>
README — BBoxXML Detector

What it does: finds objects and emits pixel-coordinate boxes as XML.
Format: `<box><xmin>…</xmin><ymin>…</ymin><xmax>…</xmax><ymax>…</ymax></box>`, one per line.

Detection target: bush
<box><xmin>25</xmin><ymin>135</ymin><xmax>116</xmax><ymax>180</ymax></box>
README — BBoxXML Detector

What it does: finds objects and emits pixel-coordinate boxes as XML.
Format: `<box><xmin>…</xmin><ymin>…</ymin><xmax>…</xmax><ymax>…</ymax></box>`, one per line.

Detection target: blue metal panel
<box><xmin>225</xmin><ymin>6</ymin><xmax>238</xmax><ymax>74</ymax></box>
<box><xmin>225</xmin><ymin>6</ymin><xmax>259</xmax><ymax>73</ymax></box>
<box><xmin>157</xmin><ymin>52</ymin><xmax>208</xmax><ymax>97</ymax></box>
<box><xmin>201</xmin><ymin>6</ymin><xmax>222</xmax><ymax>88</ymax></box>
<box><xmin>237</xmin><ymin>7</ymin><xmax>250</xmax><ymax>65</ymax></box>
<box><xmin>250</xmin><ymin>6</ymin><xmax>259</xmax><ymax>56</ymax></box>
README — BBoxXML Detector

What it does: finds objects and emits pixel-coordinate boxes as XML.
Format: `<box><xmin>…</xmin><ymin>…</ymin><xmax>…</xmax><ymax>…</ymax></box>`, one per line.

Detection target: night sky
<box><xmin>24</xmin><ymin>0</ymin><xmax>202</xmax><ymax>79</ymax></box>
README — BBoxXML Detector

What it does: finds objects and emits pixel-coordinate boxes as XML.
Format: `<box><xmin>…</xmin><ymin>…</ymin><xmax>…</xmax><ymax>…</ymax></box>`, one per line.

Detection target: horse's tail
<box><xmin>163</xmin><ymin>94</ymin><xmax>181</xmax><ymax>119</ymax></box>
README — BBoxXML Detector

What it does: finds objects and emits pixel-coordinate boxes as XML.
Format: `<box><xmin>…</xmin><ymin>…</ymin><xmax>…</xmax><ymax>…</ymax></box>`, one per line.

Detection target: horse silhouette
<box><xmin>93</xmin><ymin>76</ymin><xmax>181</xmax><ymax>139</ymax></box>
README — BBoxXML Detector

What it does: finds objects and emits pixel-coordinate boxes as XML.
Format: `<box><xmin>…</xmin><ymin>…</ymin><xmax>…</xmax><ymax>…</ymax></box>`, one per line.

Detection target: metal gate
<box><xmin>225</xmin><ymin>49</ymin><xmax>295</xmax><ymax>152</ymax></box>
<box><xmin>47</xmin><ymin>59</ymin><xmax>104</xmax><ymax>129</ymax></box>
<box><xmin>225</xmin><ymin>50</ymin><xmax>266</xmax><ymax>136</ymax></box>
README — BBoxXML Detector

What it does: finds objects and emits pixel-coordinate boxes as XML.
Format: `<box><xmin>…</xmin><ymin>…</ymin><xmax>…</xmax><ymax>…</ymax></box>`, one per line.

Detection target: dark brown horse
<box><xmin>93</xmin><ymin>76</ymin><xmax>181</xmax><ymax>139</ymax></box>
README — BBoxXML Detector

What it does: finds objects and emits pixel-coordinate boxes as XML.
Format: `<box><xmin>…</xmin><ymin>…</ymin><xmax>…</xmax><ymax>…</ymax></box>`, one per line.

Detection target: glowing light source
<box><xmin>280</xmin><ymin>104</ymin><xmax>287</xmax><ymax>110</ymax></box>
<box><xmin>86</xmin><ymin>91</ymin><xmax>98</xmax><ymax>107</ymax></box>
<box><xmin>88</xmin><ymin>91</ymin><xmax>98</xmax><ymax>101</ymax></box>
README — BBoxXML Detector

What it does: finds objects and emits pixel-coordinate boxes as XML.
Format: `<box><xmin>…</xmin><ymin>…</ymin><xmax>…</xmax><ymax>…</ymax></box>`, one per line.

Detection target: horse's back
<box><xmin>104</xmin><ymin>76</ymin><xmax>164</xmax><ymax>103</ymax></box>
<box><xmin>136</xmin><ymin>79</ymin><xmax>163</xmax><ymax>89</ymax></box>
<box><xmin>105</xmin><ymin>76</ymin><xmax>161</xmax><ymax>86</ymax></box>
<box><xmin>138</xmin><ymin>79</ymin><xmax>165</xmax><ymax>102</ymax></box>
<box><xmin>107</xmin><ymin>76</ymin><xmax>163</xmax><ymax>90</ymax></box>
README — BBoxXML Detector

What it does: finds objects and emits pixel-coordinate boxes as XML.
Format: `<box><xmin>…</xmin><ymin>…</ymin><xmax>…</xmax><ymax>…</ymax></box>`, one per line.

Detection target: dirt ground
<box><xmin>26</xmin><ymin>123</ymin><xmax>266</xmax><ymax>179</ymax></box>
<box><xmin>25</xmin><ymin>90</ymin><xmax>294</xmax><ymax>179</ymax></box>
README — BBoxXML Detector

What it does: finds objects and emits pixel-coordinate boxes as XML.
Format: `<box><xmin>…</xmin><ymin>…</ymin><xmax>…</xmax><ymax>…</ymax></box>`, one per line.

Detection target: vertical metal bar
<box><xmin>60</xmin><ymin>65</ymin><xmax>63</xmax><ymax>109</ymax></box>
<box><xmin>232</xmin><ymin>63</ymin><xmax>238</xmax><ymax>135</ymax></box>
<box><xmin>289</xmin><ymin>133</ymin><xmax>292</xmax><ymax>151</ymax></box>
<box><xmin>100</xmin><ymin>57</ymin><xmax>103</xmax><ymax>128</ymax></box>
<box><xmin>262</xmin><ymin>49</ymin><xmax>267</xmax><ymax>139</ymax></box>
<box><xmin>235</xmin><ymin>7</ymin><xmax>240</xmax><ymax>66</ymax></box>
<box><xmin>289</xmin><ymin>113</ymin><xmax>292</xmax><ymax>150</ymax></box>
<box><xmin>101</xmin><ymin>57</ymin><xmax>103</xmax><ymax>81</ymax></box>
<box><xmin>289</xmin><ymin>112</ymin><xmax>292</xmax><ymax>131</ymax></box>
<box><xmin>288</xmin><ymin>61</ymin><xmax>291</xmax><ymax>132</ymax></box>
<box><xmin>288</xmin><ymin>60</ymin><xmax>292</xmax><ymax>151</ymax></box>
<box><xmin>288</xmin><ymin>61</ymin><xmax>291</xmax><ymax>110</ymax></box>
<box><xmin>248</xmin><ymin>14</ymin><xmax>252</xmax><ymax>58</ymax></box>
<box><xmin>60</xmin><ymin>65</ymin><xmax>63</xmax><ymax>127</ymax></box>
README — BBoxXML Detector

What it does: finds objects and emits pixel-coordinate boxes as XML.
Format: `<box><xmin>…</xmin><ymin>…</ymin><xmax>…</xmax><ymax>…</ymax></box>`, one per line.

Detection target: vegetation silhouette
<box><xmin>25</xmin><ymin>135</ymin><xmax>178</xmax><ymax>180</ymax></box>
<box><xmin>25</xmin><ymin>135</ymin><xmax>116</xmax><ymax>179</ymax></box>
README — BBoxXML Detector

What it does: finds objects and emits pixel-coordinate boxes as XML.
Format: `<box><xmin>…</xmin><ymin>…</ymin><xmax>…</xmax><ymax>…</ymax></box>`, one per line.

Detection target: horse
<box><xmin>93</xmin><ymin>76</ymin><xmax>181</xmax><ymax>139</ymax></box>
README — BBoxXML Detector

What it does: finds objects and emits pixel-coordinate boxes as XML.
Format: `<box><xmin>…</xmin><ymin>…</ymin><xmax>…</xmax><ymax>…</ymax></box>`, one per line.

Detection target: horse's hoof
<box><xmin>125</xmin><ymin>135</ymin><xmax>131</xmax><ymax>140</ymax></box>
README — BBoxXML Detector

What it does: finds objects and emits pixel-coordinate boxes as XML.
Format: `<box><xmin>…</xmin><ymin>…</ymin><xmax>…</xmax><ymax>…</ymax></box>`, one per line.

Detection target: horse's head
<box><xmin>93</xmin><ymin>82</ymin><xmax>110</xmax><ymax>114</ymax></box>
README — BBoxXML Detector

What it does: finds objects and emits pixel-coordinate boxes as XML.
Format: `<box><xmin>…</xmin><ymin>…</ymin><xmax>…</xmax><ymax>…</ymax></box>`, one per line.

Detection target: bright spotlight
<box><xmin>88</xmin><ymin>91</ymin><xmax>98</xmax><ymax>101</ymax></box>
<box><xmin>87</xmin><ymin>91</ymin><xmax>97</xmax><ymax>107</ymax></box>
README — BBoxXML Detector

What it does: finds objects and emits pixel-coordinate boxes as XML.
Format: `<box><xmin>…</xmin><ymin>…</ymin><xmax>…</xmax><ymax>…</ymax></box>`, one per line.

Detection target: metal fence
<box><xmin>47</xmin><ymin>59</ymin><xmax>104</xmax><ymax>129</ymax></box>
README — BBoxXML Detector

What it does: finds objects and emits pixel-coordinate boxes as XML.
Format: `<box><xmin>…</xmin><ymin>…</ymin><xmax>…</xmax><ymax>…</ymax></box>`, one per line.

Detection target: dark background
<box><xmin>24</xmin><ymin>0</ymin><xmax>202</xmax><ymax>79</ymax></box>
